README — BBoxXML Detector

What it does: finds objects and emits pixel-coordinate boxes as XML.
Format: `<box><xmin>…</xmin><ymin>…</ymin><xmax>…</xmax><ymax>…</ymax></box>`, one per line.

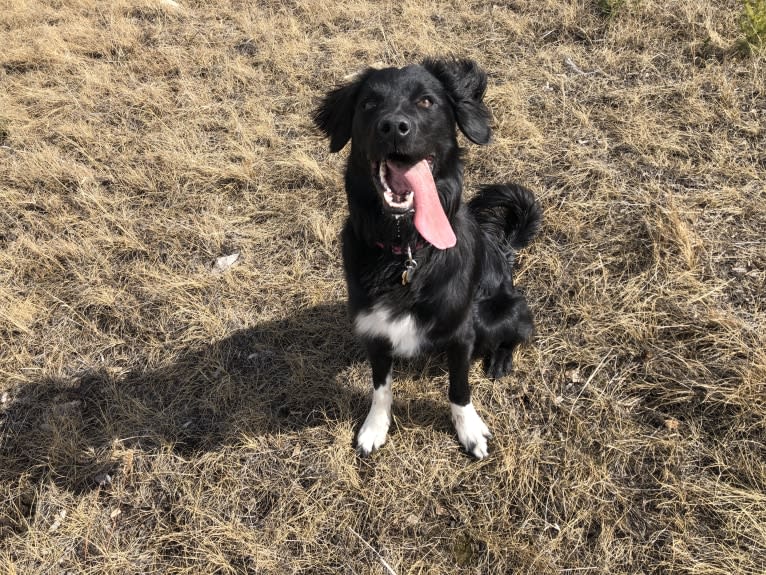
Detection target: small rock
<box><xmin>565</xmin><ymin>367</ymin><xmax>583</xmax><ymax>383</ymax></box>
<box><xmin>94</xmin><ymin>472</ymin><xmax>112</xmax><ymax>487</ymax></box>
<box><xmin>212</xmin><ymin>252</ymin><xmax>240</xmax><ymax>273</ymax></box>
<box><xmin>664</xmin><ymin>418</ymin><xmax>680</xmax><ymax>431</ymax></box>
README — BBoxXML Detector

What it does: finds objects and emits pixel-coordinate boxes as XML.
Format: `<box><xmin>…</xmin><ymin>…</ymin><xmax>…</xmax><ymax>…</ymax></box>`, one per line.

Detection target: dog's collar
<box><xmin>374</xmin><ymin>240</ymin><xmax>427</xmax><ymax>255</ymax></box>
<box><xmin>372</xmin><ymin>241</ymin><xmax>425</xmax><ymax>285</ymax></box>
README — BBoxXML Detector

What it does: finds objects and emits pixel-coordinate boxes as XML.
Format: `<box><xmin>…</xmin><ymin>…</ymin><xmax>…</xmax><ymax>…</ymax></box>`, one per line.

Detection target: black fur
<box><xmin>314</xmin><ymin>58</ymin><xmax>541</xmax><ymax>455</ymax></box>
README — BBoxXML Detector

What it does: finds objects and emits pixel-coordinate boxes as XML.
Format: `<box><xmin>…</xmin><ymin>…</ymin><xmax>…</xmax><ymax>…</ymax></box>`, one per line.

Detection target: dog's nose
<box><xmin>378</xmin><ymin>115</ymin><xmax>411</xmax><ymax>137</ymax></box>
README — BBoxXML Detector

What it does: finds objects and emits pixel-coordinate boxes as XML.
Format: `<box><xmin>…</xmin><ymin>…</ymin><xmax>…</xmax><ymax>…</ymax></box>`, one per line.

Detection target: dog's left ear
<box><xmin>422</xmin><ymin>58</ymin><xmax>491</xmax><ymax>145</ymax></box>
<box><xmin>313</xmin><ymin>69</ymin><xmax>374</xmax><ymax>153</ymax></box>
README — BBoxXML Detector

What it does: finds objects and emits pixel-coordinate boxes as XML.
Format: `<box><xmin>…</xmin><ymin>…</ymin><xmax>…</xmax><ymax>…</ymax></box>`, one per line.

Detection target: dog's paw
<box><xmin>356</xmin><ymin>381</ymin><xmax>393</xmax><ymax>457</ymax></box>
<box><xmin>450</xmin><ymin>402</ymin><xmax>492</xmax><ymax>459</ymax></box>
<box><xmin>356</xmin><ymin>409</ymin><xmax>390</xmax><ymax>457</ymax></box>
<box><xmin>485</xmin><ymin>348</ymin><xmax>513</xmax><ymax>380</ymax></box>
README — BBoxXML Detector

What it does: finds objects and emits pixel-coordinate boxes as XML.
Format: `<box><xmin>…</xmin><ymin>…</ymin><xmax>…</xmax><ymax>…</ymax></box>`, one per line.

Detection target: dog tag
<box><xmin>401</xmin><ymin>247</ymin><xmax>417</xmax><ymax>285</ymax></box>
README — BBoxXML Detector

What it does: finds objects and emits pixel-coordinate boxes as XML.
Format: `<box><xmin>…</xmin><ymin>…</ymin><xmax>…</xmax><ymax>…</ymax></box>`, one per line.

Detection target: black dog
<box><xmin>314</xmin><ymin>58</ymin><xmax>541</xmax><ymax>458</ymax></box>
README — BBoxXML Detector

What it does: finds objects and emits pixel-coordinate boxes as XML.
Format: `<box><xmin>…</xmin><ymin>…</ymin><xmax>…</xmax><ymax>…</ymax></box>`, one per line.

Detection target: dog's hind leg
<box><xmin>356</xmin><ymin>340</ymin><xmax>394</xmax><ymax>457</ymax></box>
<box><xmin>484</xmin><ymin>342</ymin><xmax>517</xmax><ymax>380</ymax></box>
<box><xmin>447</xmin><ymin>340</ymin><xmax>492</xmax><ymax>459</ymax></box>
<box><xmin>479</xmin><ymin>289</ymin><xmax>534</xmax><ymax>380</ymax></box>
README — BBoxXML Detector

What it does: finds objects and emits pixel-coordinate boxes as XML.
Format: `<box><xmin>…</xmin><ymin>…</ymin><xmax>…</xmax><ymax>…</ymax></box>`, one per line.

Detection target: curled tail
<box><xmin>468</xmin><ymin>184</ymin><xmax>542</xmax><ymax>254</ymax></box>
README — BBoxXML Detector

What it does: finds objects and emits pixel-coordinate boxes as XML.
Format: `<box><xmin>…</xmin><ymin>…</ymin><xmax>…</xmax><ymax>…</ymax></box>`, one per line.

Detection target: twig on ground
<box><xmin>347</xmin><ymin>526</ymin><xmax>399</xmax><ymax>575</ymax></box>
<box><xmin>564</xmin><ymin>56</ymin><xmax>604</xmax><ymax>76</ymax></box>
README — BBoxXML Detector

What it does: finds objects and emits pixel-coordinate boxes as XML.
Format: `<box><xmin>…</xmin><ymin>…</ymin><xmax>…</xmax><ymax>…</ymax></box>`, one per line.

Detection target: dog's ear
<box><xmin>422</xmin><ymin>58</ymin><xmax>491</xmax><ymax>145</ymax></box>
<box><xmin>313</xmin><ymin>69</ymin><xmax>373</xmax><ymax>153</ymax></box>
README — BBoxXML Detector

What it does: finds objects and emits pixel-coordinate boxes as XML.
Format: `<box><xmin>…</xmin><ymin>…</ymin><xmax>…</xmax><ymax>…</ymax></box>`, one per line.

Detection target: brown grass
<box><xmin>1</xmin><ymin>0</ymin><xmax>764</xmax><ymax>573</ymax></box>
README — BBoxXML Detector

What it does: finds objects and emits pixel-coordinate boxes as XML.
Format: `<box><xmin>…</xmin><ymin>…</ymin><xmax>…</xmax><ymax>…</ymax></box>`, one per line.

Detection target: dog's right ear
<box><xmin>421</xmin><ymin>58</ymin><xmax>491</xmax><ymax>145</ymax></box>
<box><xmin>313</xmin><ymin>69</ymin><xmax>373</xmax><ymax>153</ymax></box>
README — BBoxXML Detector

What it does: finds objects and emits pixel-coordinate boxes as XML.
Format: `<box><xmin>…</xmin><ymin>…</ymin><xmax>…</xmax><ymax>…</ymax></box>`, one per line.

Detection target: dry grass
<box><xmin>1</xmin><ymin>0</ymin><xmax>764</xmax><ymax>573</ymax></box>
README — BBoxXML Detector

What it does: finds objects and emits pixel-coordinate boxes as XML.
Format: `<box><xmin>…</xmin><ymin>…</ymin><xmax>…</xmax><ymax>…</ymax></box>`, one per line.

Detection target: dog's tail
<box><xmin>468</xmin><ymin>184</ymin><xmax>542</xmax><ymax>254</ymax></box>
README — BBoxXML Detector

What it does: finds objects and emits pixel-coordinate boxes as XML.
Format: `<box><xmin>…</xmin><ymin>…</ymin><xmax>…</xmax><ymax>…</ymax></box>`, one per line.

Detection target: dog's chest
<box><xmin>353</xmin><ymin>305</ymin><xmax>422</xmax><ymax>357</ymax></box>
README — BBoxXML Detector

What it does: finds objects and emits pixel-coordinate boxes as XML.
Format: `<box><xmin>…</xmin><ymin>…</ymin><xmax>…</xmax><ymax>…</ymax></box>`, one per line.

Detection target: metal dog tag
<box><xmin>401</xmin><ymin>247</ymin><xmax>417</xmax><ymax>285</ymax></box>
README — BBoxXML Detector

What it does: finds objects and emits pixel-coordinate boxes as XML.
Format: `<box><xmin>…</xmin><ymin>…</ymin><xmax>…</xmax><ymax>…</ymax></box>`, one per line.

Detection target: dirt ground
<box><xmin>1</xmin><ymin>0</ymin><xmax>764</xmax><ymax>573</ymax></box>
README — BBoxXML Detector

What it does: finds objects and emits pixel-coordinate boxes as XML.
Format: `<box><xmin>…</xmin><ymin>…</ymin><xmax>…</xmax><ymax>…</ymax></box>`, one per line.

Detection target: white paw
<box><xmin>356</xmin><ymin>383</ymin><xmax>393</xmax><ymax>456</ymax></box>
<box><xmin>450</xmin><ymin>402</ymin><xmax>492</xmax><ymax>459</ymax></box>
<box><xmin>356</xmin><ymin>411</ymin><xmax>390</xmax><ymax>456</ymax></box>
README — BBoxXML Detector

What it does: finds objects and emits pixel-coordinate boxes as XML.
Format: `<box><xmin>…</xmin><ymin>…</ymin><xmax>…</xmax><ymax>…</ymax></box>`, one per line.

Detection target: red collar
<box><xmin>374</xmin><ymin>240</ymin><xmax>427</xmax><ymax>255</ymax></box>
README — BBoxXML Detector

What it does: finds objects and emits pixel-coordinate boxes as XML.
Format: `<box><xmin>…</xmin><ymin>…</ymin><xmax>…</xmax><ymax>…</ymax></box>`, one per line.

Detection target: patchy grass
<box><xmin>1</xmin><ymin>0</ymin><xmax>764</xmax><ymax>573</ymax></box>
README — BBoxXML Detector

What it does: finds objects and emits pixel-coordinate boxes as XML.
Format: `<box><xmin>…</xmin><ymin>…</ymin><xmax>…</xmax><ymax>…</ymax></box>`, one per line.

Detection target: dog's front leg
<box><xmin>448</xmin><ymin>341</ymin><xmax>491</xmax><ymax>459</ymax></box>
<box><xmin>356</xmin><ymin>339</ymin><xmax>394</xmax><ymax>456</ymax></box>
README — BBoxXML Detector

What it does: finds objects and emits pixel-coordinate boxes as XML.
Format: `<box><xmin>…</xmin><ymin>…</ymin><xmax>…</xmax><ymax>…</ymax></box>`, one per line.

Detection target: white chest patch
<box><xmin>354</xmin><ymin>305</ymin><xmax>422</xmax><ymax>357</ymax></box>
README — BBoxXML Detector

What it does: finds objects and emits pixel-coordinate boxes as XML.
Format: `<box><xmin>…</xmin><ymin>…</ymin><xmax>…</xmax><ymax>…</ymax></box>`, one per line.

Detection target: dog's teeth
<box><xmin>383</xmin><ymin>190</ymin><xmax>414</xmax><ymax>209</ymax></box>
<box><xmin>379</xmin><ymin>162</ymin><xmax>393</xmax><ymax>193</ymax></box>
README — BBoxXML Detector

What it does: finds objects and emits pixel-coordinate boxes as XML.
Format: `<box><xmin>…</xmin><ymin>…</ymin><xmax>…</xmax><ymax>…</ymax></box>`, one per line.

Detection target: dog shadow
<box><xmin>0</xmin><ymin>301</ymin><xmax>453</xmax><ymax>498</ymax></box>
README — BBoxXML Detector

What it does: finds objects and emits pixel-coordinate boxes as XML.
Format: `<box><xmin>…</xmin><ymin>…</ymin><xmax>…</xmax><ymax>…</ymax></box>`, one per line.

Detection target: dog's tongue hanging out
<box><xmin>386</xmin><ymin>159</ymin><xmax>457</xmax><ymax>249</ymax></box>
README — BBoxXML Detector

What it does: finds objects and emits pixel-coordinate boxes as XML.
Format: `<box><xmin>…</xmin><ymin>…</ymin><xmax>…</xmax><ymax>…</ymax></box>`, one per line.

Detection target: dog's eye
<box><xmin>362</xmin><ymin>100</ymin><xmax>378</xmax><ymax>111</ymax></box>
<box><xmin>416</xmin><ymin>96</ymin><xmax>433</xmax><ymax>109</ymax></box>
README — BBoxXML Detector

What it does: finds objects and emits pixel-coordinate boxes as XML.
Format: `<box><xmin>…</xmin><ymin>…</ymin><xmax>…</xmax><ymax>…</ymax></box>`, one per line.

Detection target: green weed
<box><xmin>597</xmin><ymin>0</ymin><xmax>627</xmax><ymax>17</ymax></box>
<box><xmin>740</xmin><ymin>0</ymin><xmax>766</xmax><ymax>52</ymax></box>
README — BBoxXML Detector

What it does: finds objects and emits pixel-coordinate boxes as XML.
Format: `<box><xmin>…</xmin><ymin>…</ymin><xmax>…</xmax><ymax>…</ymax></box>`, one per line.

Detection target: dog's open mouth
<box><xmin>370</xmin><ymin>154</ymin><xmax>456</xmax><ymax>250</ymax></box>
<box><xmin>372</xmin><ymin>155</ymin><xmax>434</xmax><ymax>213</ymax></box>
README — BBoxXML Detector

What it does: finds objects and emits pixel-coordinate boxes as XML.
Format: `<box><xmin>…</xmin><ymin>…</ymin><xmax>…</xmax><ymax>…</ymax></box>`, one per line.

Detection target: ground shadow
<box><xmin>0</xmin><ymin>301</ymin><xmax>451</xmax><ymax>503</ymax></box>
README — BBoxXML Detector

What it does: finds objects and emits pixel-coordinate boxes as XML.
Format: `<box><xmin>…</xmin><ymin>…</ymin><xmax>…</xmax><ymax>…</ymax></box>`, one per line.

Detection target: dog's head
<box><xmin>314</xmin><ymin>59</ymin><xmax>491</xmax><ymax>226</ymax></box>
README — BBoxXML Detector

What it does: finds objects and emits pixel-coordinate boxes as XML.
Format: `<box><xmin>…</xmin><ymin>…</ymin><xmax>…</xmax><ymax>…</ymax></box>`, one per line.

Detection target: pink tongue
<box><xmin>386</xmin><ymin>160</ymin><xmax>456</xmax><ymax>249</ymax></box>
